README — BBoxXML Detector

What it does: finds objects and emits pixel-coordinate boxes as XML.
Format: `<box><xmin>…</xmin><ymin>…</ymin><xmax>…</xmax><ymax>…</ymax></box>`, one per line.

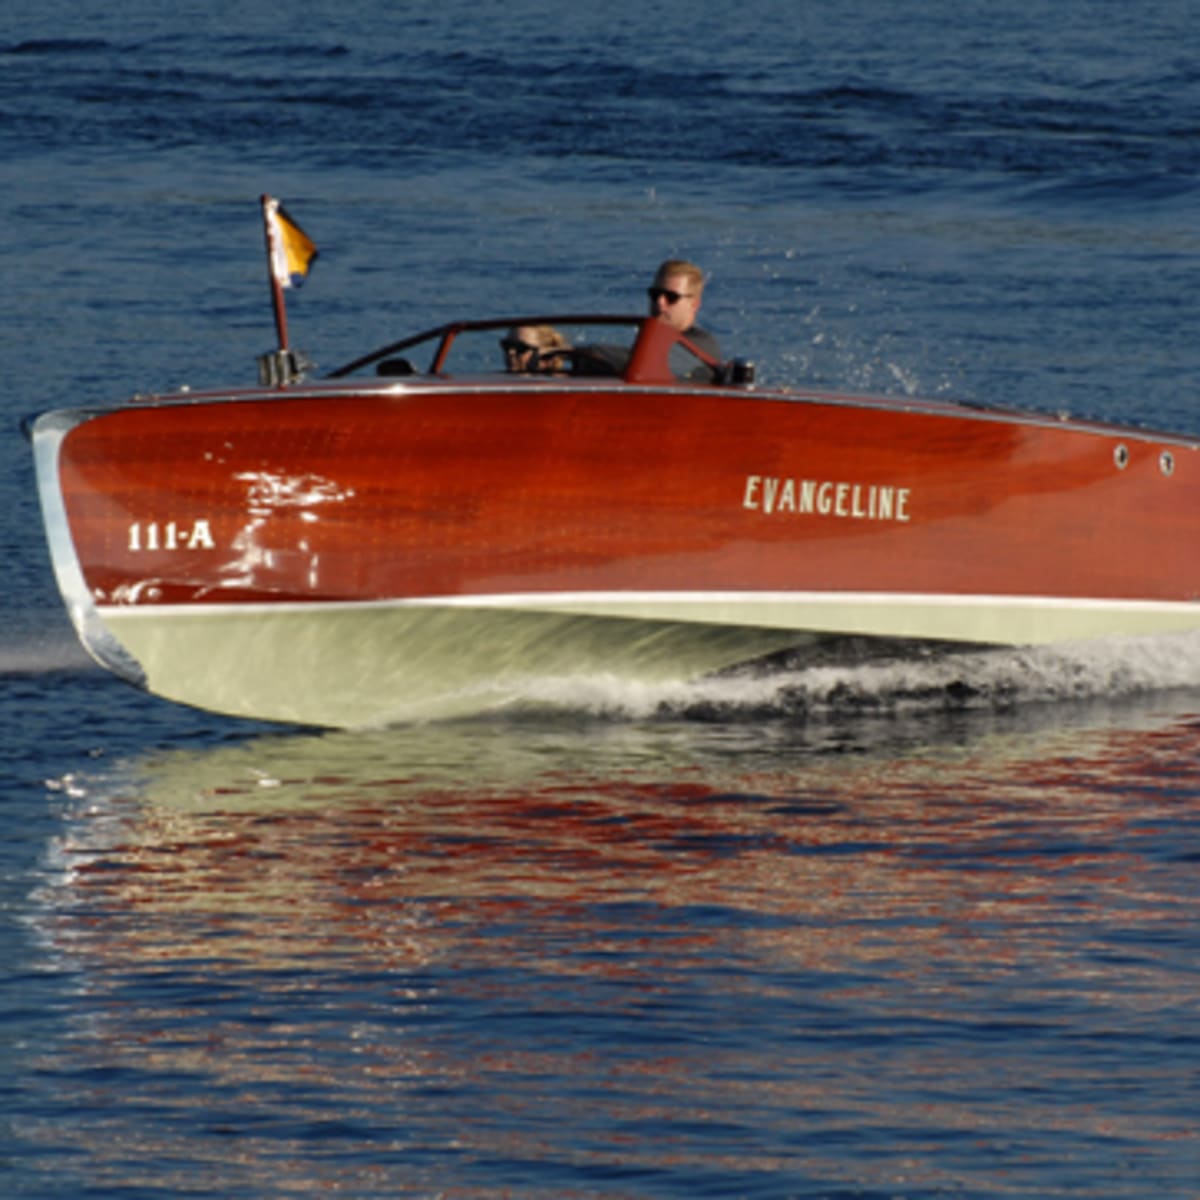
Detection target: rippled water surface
<box><xmin>3</xmin><ymin>1</ymin><xmax>1200</xmax><ymax>1195</ymax></box>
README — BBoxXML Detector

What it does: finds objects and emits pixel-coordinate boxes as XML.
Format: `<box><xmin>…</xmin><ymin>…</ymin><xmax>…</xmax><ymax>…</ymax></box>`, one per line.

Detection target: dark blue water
<box><xmin>3</xmin><ymin>3</ymin><xmax>1200</xmax><ymax>1195</ymax></box>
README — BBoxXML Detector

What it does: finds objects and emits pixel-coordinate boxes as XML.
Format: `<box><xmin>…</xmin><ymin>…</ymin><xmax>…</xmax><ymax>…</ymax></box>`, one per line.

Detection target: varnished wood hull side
<box><xmin>34</xmin><ymin>380</ymin><xmax>1200</xmax><ymax>726</ymax></box>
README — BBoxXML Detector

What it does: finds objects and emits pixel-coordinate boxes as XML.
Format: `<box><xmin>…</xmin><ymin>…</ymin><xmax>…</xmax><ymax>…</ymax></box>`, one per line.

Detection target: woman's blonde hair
<box><xmin>523</xmin><ymin>324</ymin><xmax>569</xmax><ymax>352</ymax></box>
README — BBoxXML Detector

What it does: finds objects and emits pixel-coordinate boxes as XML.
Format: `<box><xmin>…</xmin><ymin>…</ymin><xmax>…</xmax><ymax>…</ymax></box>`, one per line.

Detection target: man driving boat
<box><xmin>648</xmin><ymin>259</ymin><xmax>721</xmax><ymax>375</ymax></box>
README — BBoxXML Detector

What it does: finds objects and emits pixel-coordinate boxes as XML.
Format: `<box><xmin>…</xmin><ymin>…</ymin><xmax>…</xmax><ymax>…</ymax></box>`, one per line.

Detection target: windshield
<box><xmin>331</xmin><ymin>316</ymin><xmax>642</xmax><ymax>379</ymax></box>
<box><xmin>328</xmin><ymin>314</ymin><xmax>725</xmax><ymax>386</ymax></box>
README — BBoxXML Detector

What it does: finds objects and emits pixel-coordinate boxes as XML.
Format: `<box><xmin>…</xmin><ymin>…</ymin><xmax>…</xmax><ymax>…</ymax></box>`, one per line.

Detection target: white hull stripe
<box><xmin>97</xmin><ymin>591</ymin><xmax>1200</xmax><ymax>620</ymax></box>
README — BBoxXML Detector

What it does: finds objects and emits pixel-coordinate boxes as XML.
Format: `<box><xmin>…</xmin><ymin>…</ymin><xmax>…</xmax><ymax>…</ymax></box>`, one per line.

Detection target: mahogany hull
<box><xmin>32</xmin><ymin>375</ymin><xmax>1200</xmax><ymax>726</ymax></box>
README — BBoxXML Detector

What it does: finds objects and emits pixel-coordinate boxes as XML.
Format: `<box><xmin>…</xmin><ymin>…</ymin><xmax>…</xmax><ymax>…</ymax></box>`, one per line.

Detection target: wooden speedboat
<box><xmin>29</xmin><ymin>312</ymin><xmax>1200</xmax><ymax>727</ymax></box>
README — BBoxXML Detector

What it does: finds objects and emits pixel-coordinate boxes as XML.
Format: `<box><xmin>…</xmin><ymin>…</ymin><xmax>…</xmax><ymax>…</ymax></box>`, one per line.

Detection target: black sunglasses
<box><xmin>500</xmin><ymin>337</ymin><xmax>537</xmax><ymax>355</ymax></box>
<box><xmin>647</xmin><ymin>286</ymin><xmax>693</xmax><ymax>306</ymax></box>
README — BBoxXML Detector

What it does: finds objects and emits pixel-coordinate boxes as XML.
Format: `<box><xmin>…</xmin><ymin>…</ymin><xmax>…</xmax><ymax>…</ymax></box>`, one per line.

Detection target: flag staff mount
<box><xmin>257</xmin><ymin>193</ymin><xmax>317</xmax><ymax>386</ymax></box>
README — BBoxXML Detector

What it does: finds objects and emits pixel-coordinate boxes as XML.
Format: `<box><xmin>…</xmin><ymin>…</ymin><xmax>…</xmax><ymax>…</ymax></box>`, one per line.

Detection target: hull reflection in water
<box><xmin>31</xmin><ymin>686</ymin><xmax>1200</xmax><ymax>1196</ymax></box>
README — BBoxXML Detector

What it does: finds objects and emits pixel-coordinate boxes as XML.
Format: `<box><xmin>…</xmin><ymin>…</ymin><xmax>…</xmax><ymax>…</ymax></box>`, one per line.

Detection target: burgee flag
<box><xmin>264</xmin><ymin>196</ymin><xmax>318</xmax><ymax>289</ymax></box>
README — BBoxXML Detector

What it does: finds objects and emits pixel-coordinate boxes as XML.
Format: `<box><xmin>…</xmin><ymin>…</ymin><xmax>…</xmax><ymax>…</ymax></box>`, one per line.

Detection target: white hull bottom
<box><xmin>90</xmin><ymin>591</ymin><xmax>1200</xmax><ymax>728</ymax></box>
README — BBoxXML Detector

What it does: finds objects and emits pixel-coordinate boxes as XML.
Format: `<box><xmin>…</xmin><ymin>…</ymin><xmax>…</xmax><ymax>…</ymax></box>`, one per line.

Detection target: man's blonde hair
<box><xmin>654</xmin><ymin>259</ymin><xmax>705</xmax><ymax>293</ymax></box>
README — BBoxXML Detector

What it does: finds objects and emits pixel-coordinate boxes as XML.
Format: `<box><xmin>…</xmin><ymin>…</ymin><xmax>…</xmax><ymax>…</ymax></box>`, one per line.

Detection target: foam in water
<box><xmin>512</xmin><ymin>630</ymin><xmax>1200</xmax><ymax>721</ymax></box>
<box><xmin>0</xmin><ymin>630</ymin><xmax>94</xmax><ymax>676</ymax></box>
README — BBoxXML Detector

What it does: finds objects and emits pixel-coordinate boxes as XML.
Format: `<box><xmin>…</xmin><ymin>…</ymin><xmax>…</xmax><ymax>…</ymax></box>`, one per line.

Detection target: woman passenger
<box><xmin>500</xmin><ymin>325</ymin><xmax>570</xmax><ymax>373</ymax></box>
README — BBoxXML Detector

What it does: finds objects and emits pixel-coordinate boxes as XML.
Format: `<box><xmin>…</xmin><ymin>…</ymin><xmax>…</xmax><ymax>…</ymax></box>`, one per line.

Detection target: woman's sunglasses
<box><xmin>500</xmin><ymin>338</ymin><xmax>537</xmax><ymax>355</ymax></box>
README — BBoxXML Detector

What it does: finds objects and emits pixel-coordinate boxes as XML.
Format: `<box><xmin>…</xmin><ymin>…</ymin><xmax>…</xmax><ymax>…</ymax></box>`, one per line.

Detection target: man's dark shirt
<box><xmin>672</xmin><ymin>324</ymin><xmax>722</xmax><ymax>381</ymax></box>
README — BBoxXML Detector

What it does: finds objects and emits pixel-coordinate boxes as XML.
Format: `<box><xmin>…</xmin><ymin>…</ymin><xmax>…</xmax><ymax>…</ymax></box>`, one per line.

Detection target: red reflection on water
<box><xmin>30</xmin><ymin>708</ymin><xmax>1200</xmax><ymax>1192</ymax></box>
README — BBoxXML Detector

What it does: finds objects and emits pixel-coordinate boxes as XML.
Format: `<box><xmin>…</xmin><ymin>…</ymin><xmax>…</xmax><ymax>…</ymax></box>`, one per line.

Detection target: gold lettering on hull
<box><xmin>743</xmin><ymin>475</ymin><xmax>911</xmax><ymax>522</ymax></box>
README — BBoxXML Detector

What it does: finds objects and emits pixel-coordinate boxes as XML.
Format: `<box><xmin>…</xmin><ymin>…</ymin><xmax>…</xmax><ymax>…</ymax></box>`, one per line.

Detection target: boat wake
<box><xmin>510</xmin><ymin>631</ymin><xmax>1200</xmax><ymax>724</ymax></box>
<box><xmin>0</xmin><ymin>630</ymin><xmax>95</xmax><ymax>676</ymax></box>
<box><xmin>6</xmin><ymin>622</ymin><xmax>1200</xmax><ymax>733</ymax></box>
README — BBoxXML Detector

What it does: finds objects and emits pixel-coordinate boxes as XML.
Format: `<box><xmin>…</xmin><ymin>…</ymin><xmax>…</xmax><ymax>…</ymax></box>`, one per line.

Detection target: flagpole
<box><xmin>260</xmin><ymin>193</ymin><xmax>290</xmax><ymax>352</ymax></box>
